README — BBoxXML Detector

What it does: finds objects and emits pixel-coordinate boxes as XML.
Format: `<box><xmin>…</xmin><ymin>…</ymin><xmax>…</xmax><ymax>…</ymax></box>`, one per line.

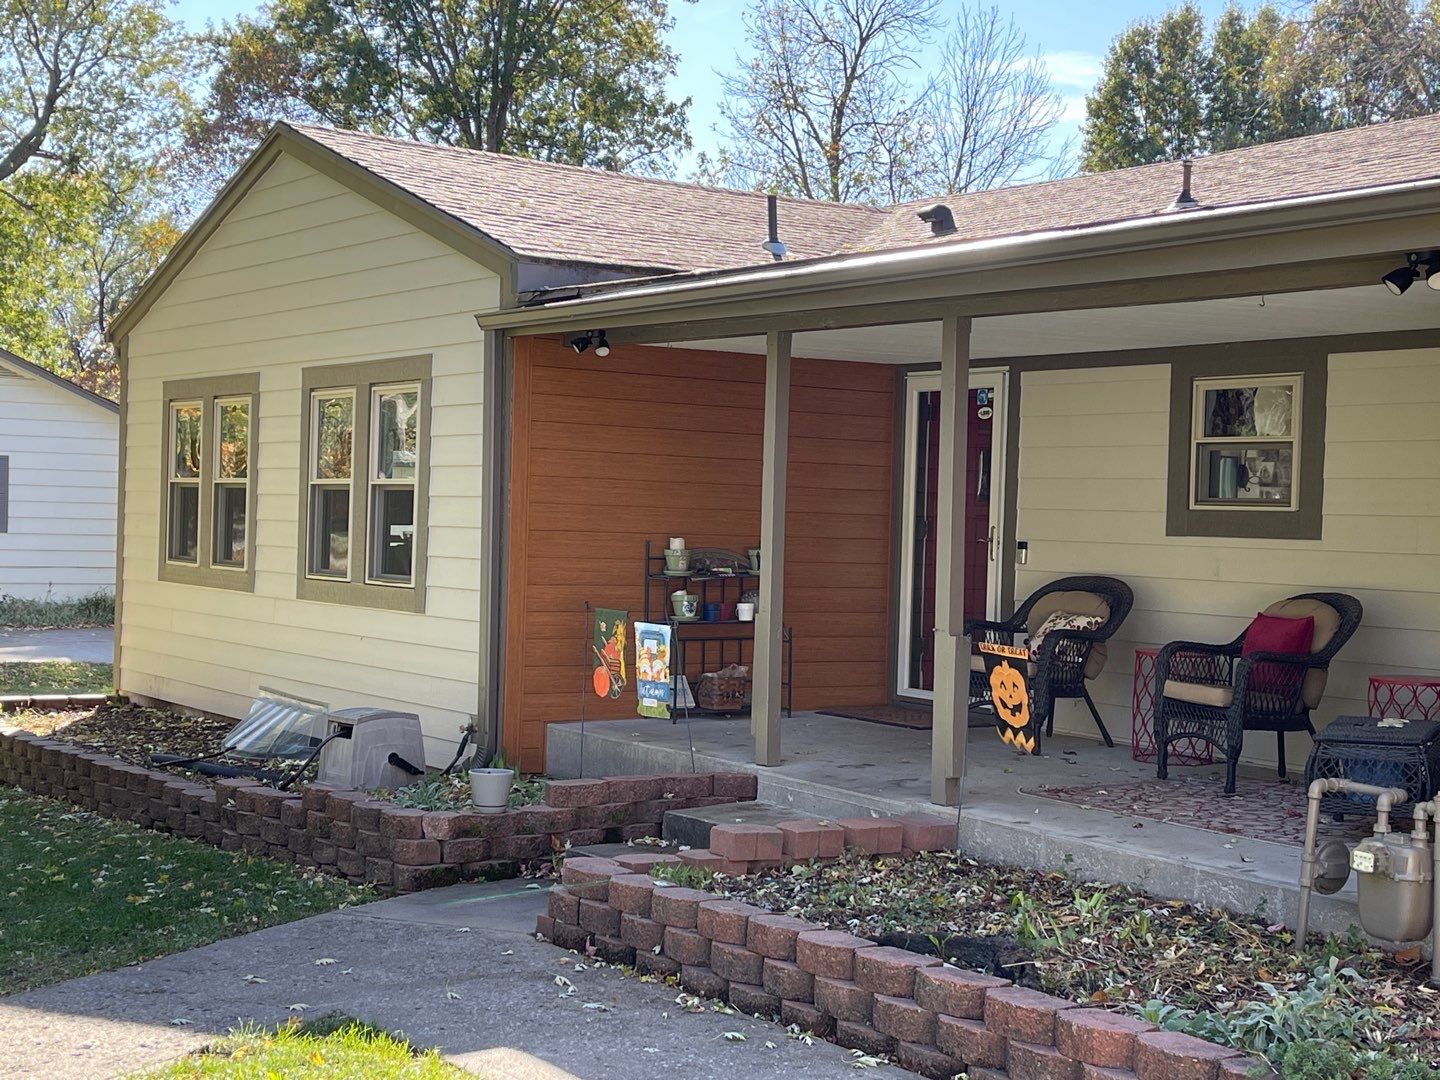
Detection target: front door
<box><xmin>896</xmin><ymin>370</ymin><xmax>1007</xmax><ymax>700</ymax></box>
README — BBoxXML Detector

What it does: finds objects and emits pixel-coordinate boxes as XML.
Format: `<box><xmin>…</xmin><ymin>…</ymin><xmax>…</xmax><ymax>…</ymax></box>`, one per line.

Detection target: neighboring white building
<box><xmin>0</xmin><ymin>349</ymin><xmax>119</xmax><ymax>601</ymax></box>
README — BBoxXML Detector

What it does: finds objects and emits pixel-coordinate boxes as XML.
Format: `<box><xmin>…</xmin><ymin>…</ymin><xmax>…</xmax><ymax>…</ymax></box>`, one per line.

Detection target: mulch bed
<box><xmin>1021</xmin><ymin>777</ymin><xmax>1374</xmax><ymax>847</ymax></box>
<box><xmin>710</xmin><ymin>849</ymin><xmax>1440</xmax><ymax>1065</ymax></box>
<box><xmin>9</xmin><ymin>701</ymin><xmax>232</xmax><ymax>764</ymax></box>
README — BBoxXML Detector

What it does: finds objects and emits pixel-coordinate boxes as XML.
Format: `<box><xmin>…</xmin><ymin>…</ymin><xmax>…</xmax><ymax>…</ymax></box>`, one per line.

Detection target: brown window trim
<box><xmin>158</xmin><ymin>374</ymin><xmax>260</xmax><ymax>591</ymax></box>
<box><xmin>296</xmin><ymin>356</ymin><xmax>431</xmax><ymax>613</ymax></box>
<box><xmin>1166</xmin><ymin>346</ymin><xmax>1326</xmax><ymax>541</ymax></box>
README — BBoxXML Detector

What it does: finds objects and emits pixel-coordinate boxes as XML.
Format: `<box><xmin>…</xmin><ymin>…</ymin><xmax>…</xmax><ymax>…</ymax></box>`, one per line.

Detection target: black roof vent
<box><xmin>761</xmin><ymin>193</ymin><xmax>786</xmax><ymax>260</ymax></box>
<box><xmin>917</xmin><ymin>204</ymin><xmax>956</xmax><ymax>235</ymax></box>
<box><xmin>1167</xmin><ymin>158</ymin><xmax>1200</xmax><ymax>211</ymax></box>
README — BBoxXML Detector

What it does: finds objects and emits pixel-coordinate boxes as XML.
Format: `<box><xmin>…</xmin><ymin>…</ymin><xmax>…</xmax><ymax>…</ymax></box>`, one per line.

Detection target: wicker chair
<box><xmin>1153</xmin><ymin>592</ymin><xmax>1363</xmax><ymax>794</ymax></box>
<box><xmin>966</xmin><ymin>575</ymin><xmax>1135</xmax><ymax>750</ymax></box>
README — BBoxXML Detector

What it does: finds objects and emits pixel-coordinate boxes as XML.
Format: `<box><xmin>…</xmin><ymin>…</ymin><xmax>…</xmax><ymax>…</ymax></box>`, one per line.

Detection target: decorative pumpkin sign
<box><xmin>978</xmin><ymin>642</ymin><xmax>1037</xmax><ymax>754</ymax></box>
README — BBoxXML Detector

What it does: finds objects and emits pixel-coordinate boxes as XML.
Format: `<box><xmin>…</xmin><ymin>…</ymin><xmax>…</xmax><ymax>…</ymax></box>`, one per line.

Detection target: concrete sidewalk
<box><xmin>0</xmin><ymin>628</ymin><xmax>113</xmax><ymax>664</ymax></box>
<box><xmin>0</xmin><ymin>881</ymin><xmax>864</xmax><ymax>1079</ymax></box>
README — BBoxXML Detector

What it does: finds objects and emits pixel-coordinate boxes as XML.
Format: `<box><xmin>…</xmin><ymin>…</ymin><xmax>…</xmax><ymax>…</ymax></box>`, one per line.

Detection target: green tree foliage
<box><xmin>187</xmin><ymin>0</ymin><xmax>692</xmax><ymax>186</ymax></box>
<box><xmin>0</xmin><ymin>0</ymin><xmax>192</xmax><ymax>394</ymax></box>
<box><xmin>1082</xmin><ymin>1</ymin><xmax>1440</xmax><ymax>173</ymax></box>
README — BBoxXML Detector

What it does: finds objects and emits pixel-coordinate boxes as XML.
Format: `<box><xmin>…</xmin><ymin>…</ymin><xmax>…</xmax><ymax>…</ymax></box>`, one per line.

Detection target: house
<box><xmin>0</xmin><ymin>348</ymin><xmax>118</xmax><ymax>601</ymax></box>
<box><xmin>109</xmin><ymin>116</ymin><xmax>1440</xmax><ymax>797</ymax></box>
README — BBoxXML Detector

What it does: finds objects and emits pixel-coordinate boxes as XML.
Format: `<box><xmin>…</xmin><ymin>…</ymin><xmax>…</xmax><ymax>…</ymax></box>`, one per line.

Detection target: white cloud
<box><xmin>1040</xmin><ymin>51</ymin><xmax>1104</xmax><ymax>91</ymax></box>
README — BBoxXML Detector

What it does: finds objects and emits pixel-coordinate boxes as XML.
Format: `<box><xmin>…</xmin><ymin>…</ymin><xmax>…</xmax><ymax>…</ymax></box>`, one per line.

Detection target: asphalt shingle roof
<box><xmin>292</xmin><ymin>113</ymin><xmax>1440</xmax><ymax>277</ymax></box>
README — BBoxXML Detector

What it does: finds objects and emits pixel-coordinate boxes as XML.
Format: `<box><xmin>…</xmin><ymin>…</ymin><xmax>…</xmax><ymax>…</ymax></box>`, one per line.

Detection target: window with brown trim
<box><xmin>1166</xmin><ymin>349</ymin><xmax>1326</xmax><ymax>541</ymax></box>
<box><xmin>159</xmin><ymin>375</ymin><xmax>260</xmax><ymax>590</ymax></box>
<box><xmin>296</xmin><ymin>356</ymin><xmax>430</xmax><ymax>612</ymax></box>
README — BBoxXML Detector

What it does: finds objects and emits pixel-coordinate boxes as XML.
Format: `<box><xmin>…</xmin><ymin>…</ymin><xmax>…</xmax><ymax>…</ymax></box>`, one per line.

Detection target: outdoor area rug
<box><xmin>1020</xmin><ymin>776</ymin><xmax>1374</xmax><ymax>847</ymax></box>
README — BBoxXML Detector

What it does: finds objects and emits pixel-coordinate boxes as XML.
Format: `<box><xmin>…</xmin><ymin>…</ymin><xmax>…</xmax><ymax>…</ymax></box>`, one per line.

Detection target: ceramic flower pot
<box><xmin>747</xmin><ymin>548</ymin><xmax>762</xmax><ymax>573</ymax></box>
<box><xmin>665</xmin><ymin>548</ymin><xmax>690</xmax><ymax>572</ymax></box>
<box><xmin>671</xmin><ymin>591</ymin><xmax>698</xmax><ymax>619</ymax></box>
<box><xmin>469</xmin><ymin>767</ymin><xmax>515</xmax><ymax>814</ymax></box>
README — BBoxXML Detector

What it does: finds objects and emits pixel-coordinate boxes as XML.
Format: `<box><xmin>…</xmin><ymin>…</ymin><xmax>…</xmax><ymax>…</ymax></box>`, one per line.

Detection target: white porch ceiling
<box><xmin>665</xmin><ymin>283</ymin><xmax>1440</xmax><ymax>364</ymax></box>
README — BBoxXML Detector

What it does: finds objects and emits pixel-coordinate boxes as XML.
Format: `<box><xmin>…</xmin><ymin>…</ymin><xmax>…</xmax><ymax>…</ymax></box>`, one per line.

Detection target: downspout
<box><xmin>113</xmin><ymin>336</ymin><xmax>129</xmax><ymax>695</ymax></box>
<box><xmin>472</xmin><ymin>326</ymin><xmax>509</xmax><ymax>768</ymax></box>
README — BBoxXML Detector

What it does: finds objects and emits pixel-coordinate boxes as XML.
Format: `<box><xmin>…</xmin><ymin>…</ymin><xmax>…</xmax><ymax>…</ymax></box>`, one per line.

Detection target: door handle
<box><xmin>987</xmin><ymin>524</ymin><xmax>997</xmax><ymax>562</ymax></box>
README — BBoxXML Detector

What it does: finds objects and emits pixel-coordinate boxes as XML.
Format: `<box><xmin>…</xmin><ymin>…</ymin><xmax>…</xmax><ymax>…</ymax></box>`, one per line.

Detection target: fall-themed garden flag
<box><xmin>979</xmin><ymin>641</ymin><xmax>1036</xmax><ymax>754</ymax></box>
<box><xmin>592</xmin><ymin>608</ymin><xmax>628</xmax><ymax>699</ymax></box>
<box><xmin>634</xmin><ymin>621</ymin><xmax>672</xmax><ymax>720</ymax></box>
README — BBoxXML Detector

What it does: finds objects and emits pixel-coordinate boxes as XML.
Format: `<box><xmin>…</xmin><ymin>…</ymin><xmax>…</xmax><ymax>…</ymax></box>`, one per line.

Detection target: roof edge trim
<box><xmin>0</xmin><ymin>348</ymin><xmax>119</xmax><ymax>413</ymax></box>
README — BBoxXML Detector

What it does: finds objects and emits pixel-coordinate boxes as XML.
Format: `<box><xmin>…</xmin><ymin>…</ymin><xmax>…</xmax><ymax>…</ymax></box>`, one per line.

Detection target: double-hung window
<box><xmin>1190</xmin><ymin>374</ymin><xmax>1301</xmax><ymax>511</ymax></box>
<box><xmin>160</xmin><ymin>374</ymin><xmax>260</xmax><ymax>589</ymax></box>
<box><xmin>298</xmin><ymin>357</ymin><xmax>430</xmax><ymax>611</ymax></box>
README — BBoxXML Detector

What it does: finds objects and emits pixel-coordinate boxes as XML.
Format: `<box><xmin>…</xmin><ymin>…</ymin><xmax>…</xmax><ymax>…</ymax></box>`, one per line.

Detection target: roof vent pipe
<box><xmin>1168</xmin><ymin>158</ymin><xmax>1200</xmax><ymax>211</ymax></box>
<box><xmin>762</xmin><ymin>194</ymin><xmax>786</xmax><ymax>260</ymax></box>
<box><xmin>918</xmin><ymin>204</ymin><xmax>956</xmax><ymax>235</ymax></box>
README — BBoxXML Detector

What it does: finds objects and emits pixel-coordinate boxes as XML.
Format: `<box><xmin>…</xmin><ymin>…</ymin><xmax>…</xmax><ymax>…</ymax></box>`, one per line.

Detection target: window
<box><xmin>167</xmin><ymin>402</ymin><xmax>202</xmax><ymax>562</ymax></box>
<box><xmin>308</xmin><ymin>392</ymin><xmax>354</xmax><ymax>578</ymax></box>
<box><xmin>368</xmin><ymin>385</ymin><xmax>419</xmax><ymax>583</ymax></box>
<box><xmin>0</xmin><ymin>455</ymin><xmax>10</xmax><ymax>533</ymax></box>
<box><xmin>1190</xmin><ymin>374</ymin><xmax>1301</xmax><ymax>511</ymax></box>
<box><xmin>1166</xmin><ymin>350</ymin><xmax>1325</xmax><ymax>541</ymax></box>
<box><xmin>159</xmin><ymin>375</ymin><xmax>260</xmax><ymax>589</ymax></box>
<box><xmin>213</xmin><ymin>399</ymin><xmax>251</xmax><ymax>567</ymax></box>
<box><xmin>297</xmin><ymin>356</ymin><xmax>430</xmax><ymax>611</ymax></box>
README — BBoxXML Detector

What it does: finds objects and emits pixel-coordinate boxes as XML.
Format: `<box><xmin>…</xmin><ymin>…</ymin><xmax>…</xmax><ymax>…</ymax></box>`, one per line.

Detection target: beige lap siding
<box><xmin>119</xmin><ymin>152</ymin><xmax>495</xmax><ymax>764</ymax></box>
<box><xmin>1015</xmin><ymin>350</ymin><xmax>1440</xmax><ymax>768</ymax></box>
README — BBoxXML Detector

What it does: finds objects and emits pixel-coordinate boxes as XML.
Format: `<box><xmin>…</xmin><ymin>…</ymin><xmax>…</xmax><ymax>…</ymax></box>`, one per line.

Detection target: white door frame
<box><xmin>896</xmin><ymin>368</ymin><xmax>1008</xmax><ymax>701</ymax></box>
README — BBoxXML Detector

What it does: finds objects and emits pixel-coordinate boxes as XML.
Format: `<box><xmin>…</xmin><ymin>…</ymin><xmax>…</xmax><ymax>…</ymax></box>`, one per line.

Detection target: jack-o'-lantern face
<box><xmin>989</xmin><ymin>660</ymin><xmax>1029</xmax><ymax>730</ymax></box>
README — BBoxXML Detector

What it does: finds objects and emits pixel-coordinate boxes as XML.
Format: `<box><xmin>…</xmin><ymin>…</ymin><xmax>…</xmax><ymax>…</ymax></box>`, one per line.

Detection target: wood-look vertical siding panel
<box><xmin>505</xmin><ymin>339</ymin><xmax>896</xmax><ymax>769</ymax></box>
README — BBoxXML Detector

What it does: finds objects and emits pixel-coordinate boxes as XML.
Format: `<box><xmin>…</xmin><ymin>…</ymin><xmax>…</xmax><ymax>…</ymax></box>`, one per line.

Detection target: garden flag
<box><xmin>634</xmin><ymin>621</ymin><xmax>672</xmax><ymax>720</ymax></box>
<box><xmin>978</xmin><ymin>641</ymin><xmax>1036</xmax><ymax>753</ymax></box>
<box><xmin>591</xmin><ymin>608</ymin><xmax>628</xmax><ymax>699</ymax></box>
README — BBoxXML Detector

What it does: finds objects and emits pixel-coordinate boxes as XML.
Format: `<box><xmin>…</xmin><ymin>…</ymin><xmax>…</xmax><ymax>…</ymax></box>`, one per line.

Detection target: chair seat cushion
<box><xmin>1163</xmin><ymin>679</ymin><xmax>1235</xmax><ymax>709</ymax></box>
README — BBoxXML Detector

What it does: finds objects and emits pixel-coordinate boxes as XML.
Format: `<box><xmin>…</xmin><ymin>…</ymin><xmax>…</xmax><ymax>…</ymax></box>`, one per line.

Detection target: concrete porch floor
<box><xmin>546</xmin><ymin>710</ymin><xmax>1367</xmax><ymax>939</ymax></box>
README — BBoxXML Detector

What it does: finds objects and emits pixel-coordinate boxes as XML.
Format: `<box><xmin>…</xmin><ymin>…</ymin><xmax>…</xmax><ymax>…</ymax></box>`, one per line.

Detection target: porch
<box><xmin>545</xmin><ymin>709</ymin><xmax>1370</xmax><ymax>934</ymax></box>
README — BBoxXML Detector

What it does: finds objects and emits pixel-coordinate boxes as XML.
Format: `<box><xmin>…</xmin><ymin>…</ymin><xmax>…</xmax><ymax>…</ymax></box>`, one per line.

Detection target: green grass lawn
<box><xmin>130</xmin><ymin>1018</ymin><xmax>469</xmax><ymax>1080</ymax></box>
<box><xmin>0</xmin><ymin>660</ymin><xmax>113</xmax><ymax>696</ymax></box>
<box><xmin>0</xmin><ymin>790</ymin><xmax>368</xmax><ymax>994</ymax></box>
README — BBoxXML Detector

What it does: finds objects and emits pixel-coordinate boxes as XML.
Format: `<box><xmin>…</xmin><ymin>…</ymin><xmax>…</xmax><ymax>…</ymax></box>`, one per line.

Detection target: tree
<box><xmin>922</xmin><ymin>6</ymin><xmax>1066</xmax><ymax>195</ymax></box>
<box><xmin>0</xmin><ymin>0</ymin><xmax>192</xmax><ymax>392</ymax></box>
<box><xmin>1081</xmin><ymin>1</ymin><xmax>1440</xmax><ymax>173</ymax></box>
<box><xmin>1080</xmin><ymin>3</ymin><xmax>1210</xmax><ymax>172</ymax></box>
<box><xmin>187</xmin><ymin>0</ymin><xmax>692</xmax><ymax>185</ymax></box>
<box><xmin>699</xmin><ymin>0</ymin><xmax>940</xmax><ymax>204</ymax></box>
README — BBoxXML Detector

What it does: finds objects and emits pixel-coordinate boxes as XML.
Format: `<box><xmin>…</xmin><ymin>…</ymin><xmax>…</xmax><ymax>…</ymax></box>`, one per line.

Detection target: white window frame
<box><xmin>1189</xmin><ymin>373</ymin><xmax>1302</xmax><ymax>513</ymax></box>
<box><xmin>307</xmin><ymin>389</ymin><xmax>356</xmax><ymax>580</ymax></box>
<box><xmin>365</xmin><ymin>382</ymin><xmax>421</xmax><ymax>587</ymax></box>
<box><xmin>211</xmin><ymin>396</ymin><xmax>252</xmax><ymax>570</ymax></box>
<box><xmin>166</xmin><ymin>400</ymin><xmax>202</xmax><ymax>564</ymax></box>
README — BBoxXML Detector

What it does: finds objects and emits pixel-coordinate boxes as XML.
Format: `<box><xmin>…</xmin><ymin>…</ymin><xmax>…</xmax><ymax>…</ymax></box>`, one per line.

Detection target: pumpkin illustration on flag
<box><xmin>979</xmin><ymin>643</ymin><xmax>1037</xmax><ymax>754</ymax></box>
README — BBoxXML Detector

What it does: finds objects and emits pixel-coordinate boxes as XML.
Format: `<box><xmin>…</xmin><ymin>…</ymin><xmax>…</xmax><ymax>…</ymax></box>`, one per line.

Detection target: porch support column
<box><xmin>931</xmin><ymin>315</ymin><xmax>973</xmax><ymax>805</ymax></box>
<box><xmin>752</xmin><ymin>331</ymin><xmax>791</xmax><ymax>767</ymax></box>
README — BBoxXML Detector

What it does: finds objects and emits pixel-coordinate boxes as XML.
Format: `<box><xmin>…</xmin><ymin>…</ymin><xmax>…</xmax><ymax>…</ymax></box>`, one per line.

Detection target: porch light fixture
<box><xmin>1382</xmin><ymin>251</ymin><xmax>1440</xmax><ymax>296</ymax></box>
<box><xmin>568</xmin><ymin>330</ymin><xmax>611</xmax><ymax>356</ymax></box>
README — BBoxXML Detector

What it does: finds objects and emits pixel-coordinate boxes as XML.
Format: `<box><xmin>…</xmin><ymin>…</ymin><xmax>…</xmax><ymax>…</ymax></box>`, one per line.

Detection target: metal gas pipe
<box><xmin>1296</xmin><ymin>778</ymin><xmax>1439</xmax><ymax>986</ymax></box>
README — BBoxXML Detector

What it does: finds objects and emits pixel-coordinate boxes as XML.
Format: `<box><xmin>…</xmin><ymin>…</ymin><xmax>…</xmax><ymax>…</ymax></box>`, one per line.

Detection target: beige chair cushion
<box><xmin>1163</xmin><ymin>679</ymin><xmax>1235</xmax><ymax>709</ymax></box>
<box><xmin>1260</xmin><ymin>597</ymin><xmax>1341</xmax><ymax>709</ymax></box>
<box><xmin>1024</xmin><ymin>591</ymin><xmax>1111</xmax><ymax>680</ymax></box>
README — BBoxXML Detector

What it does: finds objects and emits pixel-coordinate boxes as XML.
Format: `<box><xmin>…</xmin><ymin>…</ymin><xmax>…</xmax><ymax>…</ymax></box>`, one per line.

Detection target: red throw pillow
<box><xmin>1242</xmin><ymin>612</ymin><xmax>1315</xmax><ymax>695</ymax></box>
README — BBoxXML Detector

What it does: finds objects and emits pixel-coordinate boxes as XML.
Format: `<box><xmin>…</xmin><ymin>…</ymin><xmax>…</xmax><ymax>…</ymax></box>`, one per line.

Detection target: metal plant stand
<box><xmin>642</xmin><ymin>540</ymin><xmax>793</xmax><ymax>723</ymax></box>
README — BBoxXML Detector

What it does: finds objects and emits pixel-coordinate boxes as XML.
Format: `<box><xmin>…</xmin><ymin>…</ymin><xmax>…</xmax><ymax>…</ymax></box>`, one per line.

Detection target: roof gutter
<box><xmin>475</xmin><ymin>177</ymin><xmax>1440</xmax><ymax>332</ymax></box>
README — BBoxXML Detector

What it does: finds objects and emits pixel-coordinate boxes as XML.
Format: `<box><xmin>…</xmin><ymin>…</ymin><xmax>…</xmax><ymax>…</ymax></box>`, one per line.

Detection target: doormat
<box><xmin>1020</xmin><ymin>777</ymin><xmax>1374</xmax><ymax>848</ymax></box>
<box><xmin>818</xmin><ymin>706</ymin><xmax>997</xmax><ymax>730</ymax></box>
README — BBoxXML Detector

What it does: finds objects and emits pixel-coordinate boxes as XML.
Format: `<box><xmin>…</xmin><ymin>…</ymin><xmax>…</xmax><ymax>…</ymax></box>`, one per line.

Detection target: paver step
<box><xmin>663</xmin><ymin>800</ymin><xmax>812</xmax><ymax>849</ymax></box>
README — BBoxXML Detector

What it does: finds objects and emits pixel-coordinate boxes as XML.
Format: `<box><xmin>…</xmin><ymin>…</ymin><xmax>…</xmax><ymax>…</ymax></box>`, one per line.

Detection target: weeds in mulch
<box><xmin>376</xmin><ymin>753</ymin><xmax>545</xmax><ymax>811</ymax></box>
<box><xmin>709</xmin><ymin>849</ymin><xmax>1440</xmax><ymax>1074</ymax></box>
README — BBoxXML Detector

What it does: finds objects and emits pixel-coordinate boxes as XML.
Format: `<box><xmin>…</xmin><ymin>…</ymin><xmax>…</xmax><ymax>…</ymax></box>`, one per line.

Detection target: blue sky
<box><xmin>172</xmin><ymin>0</ymin><xmax>1237</xmax><ymax>172</ymax></box>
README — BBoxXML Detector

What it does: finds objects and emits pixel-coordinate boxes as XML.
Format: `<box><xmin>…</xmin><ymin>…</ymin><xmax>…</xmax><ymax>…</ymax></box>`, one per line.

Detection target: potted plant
<box><xmin>470</xmin><ymin>751</ymin><xmax>515</xmax><ymax>814</ymax></box>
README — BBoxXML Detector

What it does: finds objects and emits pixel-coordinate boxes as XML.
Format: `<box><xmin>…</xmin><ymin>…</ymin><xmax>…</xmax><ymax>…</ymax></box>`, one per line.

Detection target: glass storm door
<box><xmin>897</xmin><ymin>370</ymin><xmax>1006</xmax><ymax>699</ymax></box>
